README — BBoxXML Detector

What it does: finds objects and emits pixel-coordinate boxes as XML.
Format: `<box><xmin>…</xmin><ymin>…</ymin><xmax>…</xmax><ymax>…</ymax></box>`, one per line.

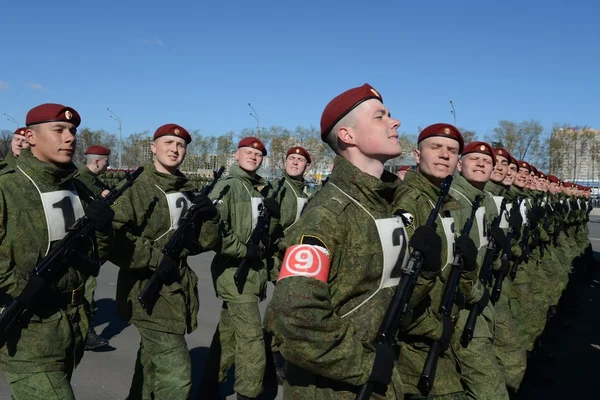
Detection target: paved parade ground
<box><xmin>2</xmin><ymin>218</ymin><xmax>600</xmax><ymax>399</ymax></box>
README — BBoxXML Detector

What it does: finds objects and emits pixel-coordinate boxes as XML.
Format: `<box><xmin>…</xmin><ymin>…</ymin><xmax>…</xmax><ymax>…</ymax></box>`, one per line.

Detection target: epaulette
<box><xmin>317</xmin><ymin>185</ymin><xmax>352</xmax><ymax>216</ymax></box>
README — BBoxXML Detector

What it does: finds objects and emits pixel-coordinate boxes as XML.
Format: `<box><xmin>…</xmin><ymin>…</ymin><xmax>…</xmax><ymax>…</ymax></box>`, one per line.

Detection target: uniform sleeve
<box><xmin>209</xmin><ymin>180</ymin><xmax>248</xmax><ymax>259</ymax></box>
<box><xmin>0</xmin><ymin>190</ymin><xmax>27</xmax><ymax>298</ymax></box>
<box><xmin>197</xmin><ymin>214</ymin><xmax>221</xmax><ymax>252</ymax></box>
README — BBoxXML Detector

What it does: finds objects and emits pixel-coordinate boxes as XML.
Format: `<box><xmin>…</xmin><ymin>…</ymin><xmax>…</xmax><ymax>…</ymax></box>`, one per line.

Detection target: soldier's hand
<box><xmin>19</xmin><ymin>272</ymin><xmax>45</xmax><ymax>309</ymax></box>
<box><xmin>409</xmin><ymin>226</ymin><xmax>442</xmax><ymax>275</ymax></box>
<box><xmin>368</xmin><ymin>344</ymin><xmax>395</xmax><ymax>387</ymax></box>
<box><xmin>85</xmin><ymin>199</ymin><xmax>114</xmax><ymax>232</ymax></box>
<box><xmin>508</xmin><ymin>208</ymin><xmax>523</xmax><ymax>231</ymax></box>
<box><xmin>490</xmin><ymin>226</ymin><xmax>506</xmax><ymax>249</ymax></box>
<box><xmin>245</xmin><ymin>243</ymin><xmax>259</xmax><ymax>260</ymax></box>
<box><xmin>191</xmin><ymin>194</ymin><xmax>218</xmax><ymax>221</ymax></box>
<box><xmin>455</xmin><ymin>235</ymin><xmax>478</xmax><ymax>272</ymax></box>
<box><xmin>439</xmin><ymin>315</ymin><xmax>455</xmax><ymax>352</ymax></box>
<box><xmin>263</xmin><ymin>198</ymin><xmax>281</xmax><ymax>219</ymax></box>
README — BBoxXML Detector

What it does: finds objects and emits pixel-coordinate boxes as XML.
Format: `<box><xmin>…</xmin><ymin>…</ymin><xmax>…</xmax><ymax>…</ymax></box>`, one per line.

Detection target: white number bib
<box><xmin>475</xmin><ymin>206</ymin><xmax>488</xmax><ymax>249</ymax></box>
<box><xmin>520</xmin><ymin>200</ymin><xmax>528</xmax><ymax>224</ymax></box>
<box><xmin>251</xmin><ymin>197</ymin><xmax>264</xmax><ymax>231</ymax></box>
<box><xmin>40</xmin><ymin>190</ymin><xmax>85</xmax><ymax>243</ymax></box>
<box><xmin>440</xmin><ymin>216</ymin><xmax>456</xmax><ymax>270</ymax></box>
<box><xmin>165</xmin><ymin>192</ymin><xmax>192</xmax><ymax>230</ymax></box>
<box><xmin>295</xmin><ymin>198</ymin><xmax>308</xmax><ymax>223</ymax></box>
<box><xmin>492</xmin><ymin>196</ymin><xmax>509</xmax><ymax>229</ymax></box>
<box><xmin>375</xmin><ymin>217</ymin><xmax>409</xmax><ymax>289</ymax></box>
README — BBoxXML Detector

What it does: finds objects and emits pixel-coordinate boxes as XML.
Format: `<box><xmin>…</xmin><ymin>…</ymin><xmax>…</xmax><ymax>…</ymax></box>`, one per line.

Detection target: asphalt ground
<box><xmin>2</xmin><ymin>218</ymin><xmax>600</xmax><ymax>399</ymax></box>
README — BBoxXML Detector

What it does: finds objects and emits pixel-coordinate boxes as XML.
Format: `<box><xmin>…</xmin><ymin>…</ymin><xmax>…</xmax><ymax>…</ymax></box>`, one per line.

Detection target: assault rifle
<box><xmin>490</xmin><ymin>199</ymin><xmax>519</xmax><ymax>304</ymax></box>
<box><xmin>418</xmin><ymin>195</ymin><xmax>482</xmax><ymax>395</ymax></box>
<box><xmin>461</xmin><ymin>198</ymin><xmax>506</xmax><ymax>347</ymax></box>
<box><xmin>0</xmin><ymin>167</ymin><xmax>143</xmax><ymax>343</ymax></box>
<box><xmin>233</xmin><ymin>177</ymin><xmax>285</xmax><ymax>294</ymax></box>
<box><xmin>509</xmin><ymin>200</ymin><xmax>533</xmax><ymax>281</ymax></box>
<box><xmin>355</xmin><ymin>176</ymin><xmax>453</xmax><ymax>400</ymax></box>
<box><xmin>138</xmin><ymin>166</ymin><xmax>225</xmax><ymax>313</ymax></box>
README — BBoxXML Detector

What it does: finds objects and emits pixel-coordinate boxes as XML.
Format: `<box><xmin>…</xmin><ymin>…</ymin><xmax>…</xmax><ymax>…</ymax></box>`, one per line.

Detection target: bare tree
<box><xmin>0</xmin><ymin>130</ymin><xmax>12</xmax><ymax>158</ymax></box>
<box><xmin>73</xmin><ymin>128</ymin><xmax>117</xmax><ymax>164</ymax></box>
<box><xmin>121</xmin><ymin>132</ymin><xmax>151</xmax><ymax>168</ymax></box>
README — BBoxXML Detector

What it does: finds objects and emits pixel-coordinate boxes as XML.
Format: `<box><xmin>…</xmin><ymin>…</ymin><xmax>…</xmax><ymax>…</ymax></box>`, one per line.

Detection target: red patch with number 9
<box><xmin>278</xmin><ymin>244</ymin><xmax>331</xmax><ymax>283</ymax></box>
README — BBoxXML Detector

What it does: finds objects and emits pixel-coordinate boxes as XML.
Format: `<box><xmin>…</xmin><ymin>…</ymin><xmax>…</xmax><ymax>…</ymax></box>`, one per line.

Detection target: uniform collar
<box><xmin>144</xmin><ymin>161</ymin><xmax>195</xmax><ymax>192</ymax></box>
<box><xmin>17</xmin><ymin>148</ymin><xmax>77</xmax><ymax>187</ymax></box>
<box><xmin>484</xmin><ymin>180</ymin><xmax>506</xmax><ymax>196</ymax></box>
<box><xmin>282</xmin><ymin>171</ymin><xmax>306</xmax><ymax>191</ymax></box>
<box><xmin>450</xmin><ymin>174</ymin><xmax>485</xmax><ymax>204</ymax></box>
<box><xmin>230</xmin><ymin>164</ymin><xmax>266</xmax><ymax>189</ymax></box>
<box><xmin>401</xmin><ymin>169</ymin><xmax>462</xmax><ymax>211</ymax></box>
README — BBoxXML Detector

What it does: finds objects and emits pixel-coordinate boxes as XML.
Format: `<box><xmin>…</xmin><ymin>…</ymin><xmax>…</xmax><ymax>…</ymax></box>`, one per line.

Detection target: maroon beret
<box><xmin>529</xmin><ymin>165</ymin><xmax>538</xmax><ymax>175</ymax></box>
<box><xmin>547</xmin><ymin>175</ymin><xmax>560</xmax><ymax>184</ymax></box>
<box><xmin>85</xmin><ymin>145</ymin><xmax>111</xmax><ymax>156</ymax></box>
<box><xmin>493</xmin><ymin>147</ymin><xmax>511</xmax><ymax>161</ymax></box>
<box><xmin>286</xmin><ymin>146</ymin><xmax>311</xmax><ymax>163</ymax></box>
<box><xmin>26</xmin><ymin>103</ymin><xmax>81</xmax><ymax>127</ymax></box>
<box><xmin>398</xmin><ymin>165</ymin><xmax>412</xmax><ymax>171</ymax></box>
<box><xmin>238</xmin><ymin>136</ymin><xmax>267</xmax><ymax>156</ymax></box>
<box><xmin>462</xmin><ymin>141</ymin><xmax>496</xmax><ymax>166</ymax></box>
<box><xmin>509</xmin><ymin>155</ymin><xmax>519</xmax><ymax>171</ymax></box>
<box><xmin>518</xmin><ymin>160</ymin><xmax>531</xmax><ymax>172</ymax></box>
<box><xmin>14</xmin><ymin>127</ymin><xmax>27</xmax><ymax>136</ymax></box>
<box><xmin>538</xmin><ymin>171</ymin><xmax>546</xmax><ymax>179</ymax></box>
<box><xmin>320</xmin><ymin>83</ymin><xmax>382</xmax><ymax>141</ymax></box>
<box><xmin>153</xmin><ymin>123</ymin><xmax>191</xmax><ymax>144</ymax></box>
<box><xmin>417</xmin><ymin>123</ymin><xmax>464</xmax><ymax>154</ymax></box>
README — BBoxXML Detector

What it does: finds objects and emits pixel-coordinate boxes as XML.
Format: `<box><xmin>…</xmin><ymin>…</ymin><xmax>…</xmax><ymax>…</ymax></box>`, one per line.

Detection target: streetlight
<box><xmin>106</xmin><ymin>108</ymin><xmax>122</xmax><ymax>168</ymax></box>
<box><xmin>449</xmin><ymin>99</ymin><xmax>457</xmax><ymax>126</ymax></box>
<box><xmin>247</xmin><ymin>103</ymin><xmax>260</xmax><ymax>136</ymax></box>
<box><xmin>3</xmin><ymin>113</ymin><xmax>19</xmax><ymax>128</ymax></box>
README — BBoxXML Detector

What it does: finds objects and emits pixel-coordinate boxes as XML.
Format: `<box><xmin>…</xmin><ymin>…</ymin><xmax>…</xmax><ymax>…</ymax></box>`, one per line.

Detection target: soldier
<box><xmin>264</xmin><ymin>83</ymin><xmax>407</xmax><ymax>399</ymax></box>
<box><xmin>201</xmin><ymin>136</ymin><xmax>280</xmax><ymax>400</ymax></box>
<box><xmin>75</xmin><ymin>145</ymin><xmax>111</xmax><ymax>350</ymax></box>
<box><xmin>1</xmin><ymin>127</ymin><xmax>30</xmax><ymax>168</ymax></box>
<box><xmin>394</xmin><ymin>123</ymin><xmax>471</xmax><ymax>400</ymax></box>
<box><xmin>0</xmin><ymin>103</ymin><xmax>114</xmax><ymax>399</ymax></box>
<box><xmin>109</xmin><ymin>124</ymin><xmax>220</xmax><ymax>399</ymax></box>
<box><xmin>396</xmin><ymin>165</ymin><xmax>411</xmax><ymax>181</ymax></box>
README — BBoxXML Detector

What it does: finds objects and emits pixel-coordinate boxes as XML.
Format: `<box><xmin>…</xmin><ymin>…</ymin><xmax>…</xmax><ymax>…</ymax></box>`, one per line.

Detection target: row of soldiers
<box><xmin>0</xmin><ymin>83</ymin><xmax>595</xmax><ymax>400</ymax></box>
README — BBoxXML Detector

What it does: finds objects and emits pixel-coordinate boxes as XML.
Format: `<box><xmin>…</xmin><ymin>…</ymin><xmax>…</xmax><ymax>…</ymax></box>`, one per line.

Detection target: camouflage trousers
<box><xmin>4</xmin><ymin>370</ymin><xmax>74</xmax><ymax>400</ymax></box>
<box><xmin>127</xmin><ymin>326</ymin><xmax>192</xmax><ymax>400</ymax></box>
<box><xmin>405</xmin><ymin>392</ymin><xmax>468</xmax><ymax>400</ymax></box>
<box><xmin>202</xmin><ymin>301</ymin><xmax>265</xmax><ymax>398</ymax></box>
<box><xmin>84</xmin><ymin>275</ymin><xmax>97</xmax><ymax>317</ymax></box>
<box><xmin>492</xmin><ymin>291</ymin><xmax>527</xmax><ymax>391</ymax></box>
<box><xmin>453</xmin><ymin>308</ymin><xmax>509</xmax><ymax>400</ymax></box>
<box><xmin>511</xmin><ymin>262</ymin><xmax>537</xmax><ymax>350</ymax></box>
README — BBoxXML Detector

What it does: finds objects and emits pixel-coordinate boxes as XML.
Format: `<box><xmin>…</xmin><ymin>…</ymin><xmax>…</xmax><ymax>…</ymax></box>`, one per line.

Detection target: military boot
<box><xmin>85</xmin><ymin>326</ymin><xmax>109</xmax><ymax>350</ymax></box>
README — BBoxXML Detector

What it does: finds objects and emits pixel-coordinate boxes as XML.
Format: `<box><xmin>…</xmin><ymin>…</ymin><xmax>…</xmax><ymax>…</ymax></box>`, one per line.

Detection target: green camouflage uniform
<box><xmin>0</xmin><ymin>153</ymin><xmax>18</xmax><ymax>169</ymax></box>
<box><xmin>265</xmin><ymin>156</ymin><xmax>406</xmax><ymax>400</ymax></box>
<box><xmin>393</xmin><ymin>170</ymin><xmax>468</xmax><ymax>400</ymax></box>
<box><xmin>0</xmin><ymin>149</ymin><xmax>109</xmax><ymax>400</ymax></box>
<box><xmin>202</xmin><ymin>164</ymin><xmax>270</xmax><ymax>398</ymax></box>
<box><xmin>74</xmin><ymin>165</ymin><xmax>109</xmax><ymax>317</ymax></box>
<box><xmin>483</xmin><ymin>181</ymin><xmax>527</xmax><ymax>392</ymax></box>
<box><xmin>448</xmin><ymin>175</ymin><xmax>509</xmax><ymax>400</ymax></box>
<box><xmin>109</xmin><ymin>162</ymin><xmax>220</xmax><ymax>400</ymax></box>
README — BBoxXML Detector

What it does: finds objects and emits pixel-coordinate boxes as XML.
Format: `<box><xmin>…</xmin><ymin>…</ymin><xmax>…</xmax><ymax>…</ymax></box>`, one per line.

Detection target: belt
<box><xmin>59</xmin><ymin>287</ymin><xmax>84</xmax><ymax>306</ymax></box>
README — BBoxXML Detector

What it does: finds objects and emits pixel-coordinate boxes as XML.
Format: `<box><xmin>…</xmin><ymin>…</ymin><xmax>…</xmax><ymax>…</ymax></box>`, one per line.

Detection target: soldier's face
<box><xmin>549</xmin><ymin>182</ymin><xmax>560</xmax><ymax>195</ymax></box>
<box><xmin>96</xmin><ymin>156</ymin><xmax>109</xmax><ymax>174</ymax></box>
<box><xmin>413</xmin><ymin>137</ymin><xmax>460</xmax><ymax>183</ymax></box>
<box><xmin>26</xmin><ymin>122</ymin><xmax>77</xmax><ymax>166</ymax></box>
<box><xmin>151</xmin><ymin>136</ymin><xmax>187</xmax><ymax>171</ymax></box>
<box><xmin>490</xmin><ymin>155</ymin><xmax>508</xmax><ymax>183</ymax></box>
<box><xmin>396</xmin><ymin>170</ymin><xmax>407</xmax><ymax>180</ymax></box>
<box><xmin>458</xmin><ymin>153</ymin><xmax>494</xmax><ymax>186</ymax></box>
<box><xmin>11</xmin><ymin>134</ymin><xmax>29</xmax><ymax>156</ymax></box>
<box><xmin>514</xmin><ymin>168</ymin><xmax>529</xmax><ymax>188</ymax></box>
<box><xmin>236</xmin><ymin>147</ymin><xmax>263</xmax><ymax>173</ymax></box>
<box><xmin>285</xmin><ymin>154</ymin><xmax>309</xmax><ymax>178</ymax></box>
<box><xmin>349</xmin><ymin>99</ymin><xmax>402</xmax><ymax>160</ymax></box>
<box><xmin>502</xmin><ymin>163</ymin><xmax>518</xmax><ymax>186</ymax></box>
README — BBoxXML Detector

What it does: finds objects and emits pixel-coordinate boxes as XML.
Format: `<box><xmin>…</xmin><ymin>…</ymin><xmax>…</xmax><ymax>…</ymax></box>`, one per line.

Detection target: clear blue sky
<box><xmin>1</xmin><ymin>0</ymin><xmax>598</xmax><ymax>140</ymax></box>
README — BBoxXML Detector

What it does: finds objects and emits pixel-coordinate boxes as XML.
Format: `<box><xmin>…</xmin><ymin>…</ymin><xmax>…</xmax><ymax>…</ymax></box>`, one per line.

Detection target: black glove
<box><xmin>263</xmin><ymin>198</ymin><xmax>281</xmax><ymax>219</ymax></box>
<box><xmin>508</xmin><ymin>208</ymin><xmax>523</xmax><ymax>232</ymax></box>
<box><xmin>409</xmin><ymin>226</ymin><xmax>442</xmax><ymax>275</ymax></box>
<box><xmin>19</xmin><ymin>272</ymin><xmax>45</xmax><ymax>309</ymax></box>
<box><xmin>476</xmin><ymin>288</ymin><xmax>490</xmax><ymax>310</ymax></box>
<box><xmin>191</xmin><ymin>194</ymin><xmax>218</xmax><ymax>221</ymax></box>
<box><xmin>85</xmin><ymin>199</ymin><xmax>115</xmax><ymax>232</ymax></box>
<box><xmin>439</xmin><ymin>315</ymin><xmax>455</xmax><ymax>352</ymax></box>
<box><xmin>154</xmin><ymin>255</ymin><xmax>177</xmax><ymax>282</ymax></box>
<box><xmin>245</xmin><ymin>243</ymin><xmax>259</xmax><ymax>260</ymax></box>
<box><xmin>489</xmin><ymin>226</ymin><xmax>506</xmax><ymax>249</ymax></box>
<box><xmin>368</xmin><ymin>344</ymin><xmax>395</xmax><ymax>387</ymax></box>
<box><xmin>455</xmin><ymin>235</ymin><xmax>478</xmax><ymax>272</ymax></box>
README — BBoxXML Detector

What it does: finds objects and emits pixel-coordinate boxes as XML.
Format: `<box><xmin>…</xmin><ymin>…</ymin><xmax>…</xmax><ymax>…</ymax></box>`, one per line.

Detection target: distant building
<box><xmin>553</xmin><ymin>128</ymin><xmax>600</xmax><ymax>187</ymax></box>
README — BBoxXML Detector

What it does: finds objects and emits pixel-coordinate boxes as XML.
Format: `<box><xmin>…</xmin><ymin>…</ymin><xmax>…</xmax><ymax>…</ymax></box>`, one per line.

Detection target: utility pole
<box><xmin>248</xmin><ymin>103</ymin><xmax>260</xmax><ymax>137</ymax></box>
<box><xmin>107</xmin><ymin>108</ymin><xmax>123</xmax><ymax>168</ymax></box>
<box><xmin>3</xmin><ymin>113</ymin><xmax>19</xmax><ymax>128</ymax></box>
<box><xmin>449</xmin><ymin>99</ymin><xmax>456</xmax><ymax>126</ymax></box>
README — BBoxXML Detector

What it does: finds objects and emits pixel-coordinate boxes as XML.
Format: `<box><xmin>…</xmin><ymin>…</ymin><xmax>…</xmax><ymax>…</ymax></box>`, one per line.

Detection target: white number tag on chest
<box><xmin>251</xmin><ymin>197</ymin><xmax>264</xmax><ymax>230</ymax></box>
<box><xmin>475</xmin><ymin>206</ymin><xmax>488</xmax><ymax>249</ymax></box>
<box><xmin>440</xmin><ymin>216</ymin><xmax>455</xmax><ymax>269</ymax></box>
<box><xmin>520</xmin><ymin>200</ymin><xmax>528</xmax><ymax>224</ymax></box>
<box><xmin>375</xmin><ymin>217</ymin><xmax>408</xmax><ymax>289</ymax></box>
<box><xmin>295</xmin><ymin>198</ymin><xmax>308</xmax><ymax>223</ymax></box>
<box><xmin>493</xmin><ymin>196</ymin><xmax>509</xmax><ymax>229</ymax></box>
<box><xmin>166</xmin><ymin>192</ymin><xmax>192</xmax><ymax>230</ymax></box>
<box><xmin>41</xmin><ymin>190</ymin><xmax>85</xmax><ymax>242</ymax></box>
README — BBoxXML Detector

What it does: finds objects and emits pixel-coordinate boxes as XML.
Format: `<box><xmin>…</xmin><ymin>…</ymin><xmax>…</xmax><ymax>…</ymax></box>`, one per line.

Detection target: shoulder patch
<box><xmin>278</xmin><ymin>244</ymin><xmax>331</xmax><ymax>283</ymax></box>
<box><xmin>300</xmin><ymin>234</ymin><xmax>330</xmax><ymax>254</ymax></box>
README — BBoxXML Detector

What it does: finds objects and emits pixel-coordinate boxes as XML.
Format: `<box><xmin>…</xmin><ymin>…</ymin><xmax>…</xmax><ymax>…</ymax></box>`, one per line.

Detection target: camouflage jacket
<box><xmin>110</xmin><ymin>162</ymin><xmax>219</xmax><ymax>334</ymax></box>
<box><xmin>265</xmin><ymin>171</ymin><xmax>308</xmax><ymax>231</ymax></box>
<box><xmin>0</xmin><ymin>149</ymin><xmax>109</xmax><ymax>373</ymax></box>
<box><xmin>208</xmin><ymin>164</ymin><xmax>269</xmax><ymax>303</ymax></box>
<box><xmin>265</xmin><ymin>156</ymin><xmax>405</xmax><ymax>399</ymax></box>
<box><xmin>74</xmin><ymin>164</ymin><xmax>109</xmax><ymax>199</ymax></box>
